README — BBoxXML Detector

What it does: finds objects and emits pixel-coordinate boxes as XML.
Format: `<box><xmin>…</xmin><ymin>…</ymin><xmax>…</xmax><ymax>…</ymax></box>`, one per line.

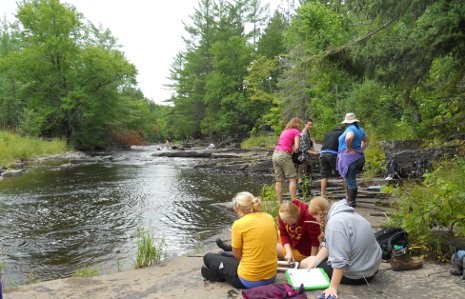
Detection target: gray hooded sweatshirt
<box><xmin>323</xmin><ymin>199</ymin><xmax>382</xmax><ymax>279</ymax></box>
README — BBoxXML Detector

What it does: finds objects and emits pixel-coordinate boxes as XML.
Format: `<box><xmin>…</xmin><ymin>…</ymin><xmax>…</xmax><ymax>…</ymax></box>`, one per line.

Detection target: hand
<box><xmin>285</xmin><ymin>251</ymin><xmax>295</xmax><ymax>263</ymax></box>
<box><xmin>346</xmin><ymin>148</ymin><xmax>356</xmax><ymax>154</ymax></box>
<box><xmin>322</xmin><ymin>286</ymin><xmax>338</xmax><ymax>298</ymax></box>
<box><xmin>300</xmin><ymin>255</ymin><xmax>318</xmax><ymax>269</ymax></box>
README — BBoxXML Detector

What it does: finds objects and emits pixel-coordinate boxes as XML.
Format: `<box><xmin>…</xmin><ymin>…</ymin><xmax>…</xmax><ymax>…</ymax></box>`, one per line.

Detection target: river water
<box><xmin>0</xmin><ymin>145</ymin><xmax>270</xmax><ymax>287</ymax></box>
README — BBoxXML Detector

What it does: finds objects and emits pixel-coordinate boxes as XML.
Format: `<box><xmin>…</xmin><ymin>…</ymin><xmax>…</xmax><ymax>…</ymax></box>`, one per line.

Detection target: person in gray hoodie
<box><xmin>300</xmin><ymin>197</ymin><xmax>382</xmax><ymax>298</ymax></box>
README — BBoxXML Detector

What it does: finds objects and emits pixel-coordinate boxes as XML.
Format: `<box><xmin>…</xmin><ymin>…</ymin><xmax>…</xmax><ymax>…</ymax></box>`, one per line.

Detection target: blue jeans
<box><xmin>345</xmin><ymin>156</ymin><xmax>365</xmax><ymax>190</ymax></box>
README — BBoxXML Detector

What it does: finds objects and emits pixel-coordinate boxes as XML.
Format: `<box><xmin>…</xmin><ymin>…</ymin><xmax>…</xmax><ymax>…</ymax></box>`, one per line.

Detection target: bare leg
<box><xmin>275</xmin><ymin>181</ymin><xmax>283</xmax><ymax>204</ymax></box>
<box><xmin>342</xmin><ymin>178</ymin><xmax>348</xmax><ymax>199</ymax></box>
<box><xmin>289</xmin><ymin>177</ymin><xmax>298</xmax><ymax>200</ymax></box>
<box><xmin>320</xmin><ymin>177</ymin><xmax>328</xmax><ymax>196</ymax></box>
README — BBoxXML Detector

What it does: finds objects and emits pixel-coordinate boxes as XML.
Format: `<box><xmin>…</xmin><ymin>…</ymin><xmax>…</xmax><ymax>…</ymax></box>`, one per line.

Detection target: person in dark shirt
<box><xmin>319</xmin><ymin>126</ymin><xmax>344</xmax><ymax>196</ymax></box>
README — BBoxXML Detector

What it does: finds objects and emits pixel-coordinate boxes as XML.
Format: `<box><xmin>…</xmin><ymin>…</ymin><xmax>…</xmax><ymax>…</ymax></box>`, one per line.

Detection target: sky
<box><xmin>1</xmin><ymin>0</ymin><xmax>283</xmax><ymax>104</ymax></box>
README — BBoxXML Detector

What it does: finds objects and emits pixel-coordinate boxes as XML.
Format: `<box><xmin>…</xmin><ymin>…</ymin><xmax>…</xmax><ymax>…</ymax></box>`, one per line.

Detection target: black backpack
<box><xmin>375</xmin><ymin>227</ymin><xmax>408</xmax><ymax>260</ymax></box>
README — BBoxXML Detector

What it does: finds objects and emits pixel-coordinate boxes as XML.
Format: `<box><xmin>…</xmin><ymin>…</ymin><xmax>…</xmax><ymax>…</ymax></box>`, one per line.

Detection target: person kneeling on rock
<box><xmin>201</xmin><ymin>192</ymin><xmax>277</xmax><ymax>288</ymax></box>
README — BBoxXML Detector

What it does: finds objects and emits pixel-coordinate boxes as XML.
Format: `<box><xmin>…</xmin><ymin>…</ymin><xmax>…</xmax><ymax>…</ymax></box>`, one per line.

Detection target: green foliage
<box><xmin>260</xmin><ymin>184</ymin><xmax>279</xmax><ymax>220</ymax></box>
<box><xmin>0</xmin><ymin>130</ymin><xmax>68</xmax><ymax>168</ymax></box>
<box><xmin>391</xmin><ymin>157</ymin><xmax>465</xmax><ymax>260</ymax></box>
<box><xmin>362</xmin><ymin>137</ymin><xmax>386</xmax><ymax>178</ymax></box>
<box><xmin>2</xmin><ymin>0</ymin><xmax>463</xmax><ymax>147</ymax></box>
<box><xmin>240</xmin><ymin>134</ymin><xmax>277</xmax><ymax>149</ymax></box>
<box><xmin>0</xmin><ymin>0</ymin><xmax>163</xmax><ymax>149</ymax></box>
<box><xmin>134</xmin><ymin>227</ymin><xmax>166</xmax><ymax>269</ymax></box>
<box><xmin>73</xmin><ymin>267</ymin><xmax>99</xmax><ymax>277</ymax></box>
<box><xmin>298</xmin><ymin>174</ymin><xmax>313</xmax><ymax>202</ymax></box>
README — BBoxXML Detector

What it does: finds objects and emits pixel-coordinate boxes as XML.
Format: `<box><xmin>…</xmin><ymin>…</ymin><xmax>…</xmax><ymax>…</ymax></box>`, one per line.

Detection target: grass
<box><xmin>0</xmin><ymin>130</ymin><xmax>69</xmax><ymax>168</ymax></box>
<box><xmin>241</xmin><ymin>134</ymin><xmax>277</xmax><ymax>149</ymax></box>
<box><xmin>134</xmin><ymin>228</ymin><xmax>166</xmax><ymax>269</ymax></box>
<box><xmin>73</xmin><ymin>267</ymin><xmax>100</xmax><ymax>277</ymax></box>
<box><xmin>260</xmin><ymin>184</ymin><xmax>280</xmax><ymax>221</ymax></box>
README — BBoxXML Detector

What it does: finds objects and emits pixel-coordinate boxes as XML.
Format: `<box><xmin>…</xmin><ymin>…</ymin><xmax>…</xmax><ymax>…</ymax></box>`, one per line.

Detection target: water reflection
<box><xmin>0</xmin><ymin>147</ymin><xmax>270</xmax><ymax>286</ymax></box>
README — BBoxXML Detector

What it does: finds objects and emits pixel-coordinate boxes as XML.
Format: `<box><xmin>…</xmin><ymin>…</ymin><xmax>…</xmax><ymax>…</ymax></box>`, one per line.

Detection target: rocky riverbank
<box><xmin>4</xmin><ymin>179</ymin><xmax>465</xmax><ymax>299</ymax></box>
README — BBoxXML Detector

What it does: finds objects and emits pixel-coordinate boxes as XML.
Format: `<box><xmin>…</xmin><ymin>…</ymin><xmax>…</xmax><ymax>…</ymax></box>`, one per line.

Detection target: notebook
<box><xmin>285</xmin><ymin>268</ymin><xmax>330</xmax><ymax>290</ymax></box>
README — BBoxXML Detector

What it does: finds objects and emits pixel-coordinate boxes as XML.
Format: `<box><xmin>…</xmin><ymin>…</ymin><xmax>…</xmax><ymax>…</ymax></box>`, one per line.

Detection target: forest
<box><xmin>1</xmin><ymin>0</ymin><xmax>464</xmax><ymax>150</ymax></box>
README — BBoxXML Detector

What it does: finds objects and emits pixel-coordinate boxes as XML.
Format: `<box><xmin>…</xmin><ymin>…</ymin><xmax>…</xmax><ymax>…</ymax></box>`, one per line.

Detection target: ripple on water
<box><xmin>0</xmin><ymin>150</ymin><xmax>270</xmax><ymax>287</ymax></box>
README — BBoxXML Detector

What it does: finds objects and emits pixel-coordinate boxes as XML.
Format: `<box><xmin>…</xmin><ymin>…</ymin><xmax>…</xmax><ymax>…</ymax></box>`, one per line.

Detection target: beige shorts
<box><xmin>272</xmin><ymin>150</ymin><xmax>297</xmax><ymax>182</ymax></box>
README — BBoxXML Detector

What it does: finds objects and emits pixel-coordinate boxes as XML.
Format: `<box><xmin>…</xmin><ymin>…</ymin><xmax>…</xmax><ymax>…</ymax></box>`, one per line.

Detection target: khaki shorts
<box><xmin>272</xmin><ymin>150</ymin><xmax>297</xmax><ymax>182</ymax></box>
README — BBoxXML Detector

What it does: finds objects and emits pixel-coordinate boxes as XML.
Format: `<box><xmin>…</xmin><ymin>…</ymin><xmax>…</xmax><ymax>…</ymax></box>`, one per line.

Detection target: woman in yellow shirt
<box><xmin>201</xmin><ymin>192</ymin><xmax>278</xmax><ymax>288</ymax></box>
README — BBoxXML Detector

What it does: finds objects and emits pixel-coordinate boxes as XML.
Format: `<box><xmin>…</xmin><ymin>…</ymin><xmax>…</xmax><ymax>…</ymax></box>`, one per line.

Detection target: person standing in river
<box><xmin>319</xmin><ymin>126</ymin><xmax>344</xmax><ymax>196</ymax></box>
<box><xmin>336</xmin><ymin>113</ymin><xmax>369</xmax><ymax>207</ymax></box>
<box><xmin>272</xmin><ymin>118</ymin><xmax>302</xmax><ymax>204</ymax></box>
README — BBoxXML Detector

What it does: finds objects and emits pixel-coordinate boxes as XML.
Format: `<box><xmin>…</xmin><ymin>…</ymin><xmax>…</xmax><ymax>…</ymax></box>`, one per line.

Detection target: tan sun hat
<box><xmin>341</xmin><ymin>112</ymin><xmax>360</xmax><ymax>124</ymax></box>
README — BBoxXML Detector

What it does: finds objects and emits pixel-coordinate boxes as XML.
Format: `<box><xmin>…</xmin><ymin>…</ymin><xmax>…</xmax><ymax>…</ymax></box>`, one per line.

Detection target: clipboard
<box><xmin>285</xmin><ymin>268</ymin><xmax>330</xmax><ymax>290</ymax></box>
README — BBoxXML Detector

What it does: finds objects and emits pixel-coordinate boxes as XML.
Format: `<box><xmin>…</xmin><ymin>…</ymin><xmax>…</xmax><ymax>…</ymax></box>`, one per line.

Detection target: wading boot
<box><xmin>391</xmin><ymin>248</ymin><xmax>423</xmax><ymax>271</ymax></box>
<box><xmin>450</xmin><ymin>255</ymin><xmax>464</xmax><ymax>276</ymax></box>
<box><xmin>347</xmin><ymin>188</ymin><xmax>357</xmax><ymax>208</ymax></box>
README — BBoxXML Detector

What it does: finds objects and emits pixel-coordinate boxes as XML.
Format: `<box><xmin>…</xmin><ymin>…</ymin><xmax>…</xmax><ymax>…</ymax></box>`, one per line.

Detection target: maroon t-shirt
<box><xmin>278</xmin><ymin>200</ymin><xmax>320</xmax><ymax>256</ymax></box>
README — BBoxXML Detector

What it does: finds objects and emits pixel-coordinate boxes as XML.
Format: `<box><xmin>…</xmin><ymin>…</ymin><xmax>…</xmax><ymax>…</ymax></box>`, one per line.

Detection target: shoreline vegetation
<box><xmin>0</xmin><ymin>130</ymin><xmax>69</xmax><ymax>169</ymax></box>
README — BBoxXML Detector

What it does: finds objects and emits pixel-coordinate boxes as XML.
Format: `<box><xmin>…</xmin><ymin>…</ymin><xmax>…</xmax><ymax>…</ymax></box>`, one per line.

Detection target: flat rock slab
<box><xmin>4</xmin><ymin>255</ymin><xmax>464</xmax><ymax>299</ymax></box>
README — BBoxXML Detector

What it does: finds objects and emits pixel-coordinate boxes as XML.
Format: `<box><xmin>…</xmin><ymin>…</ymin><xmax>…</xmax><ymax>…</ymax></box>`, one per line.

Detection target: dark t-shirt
<box><xmin>321</xmin><ymin>128</ymin><xmax>344</xmax><ymax>152</ymax></box>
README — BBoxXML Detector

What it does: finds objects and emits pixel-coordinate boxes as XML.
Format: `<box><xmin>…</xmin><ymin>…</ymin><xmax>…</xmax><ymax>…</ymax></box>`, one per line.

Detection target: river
<box><xmin>0</xmin><ymin>145</ymin><xmax>270</xmax><ymax>287</ymax></box>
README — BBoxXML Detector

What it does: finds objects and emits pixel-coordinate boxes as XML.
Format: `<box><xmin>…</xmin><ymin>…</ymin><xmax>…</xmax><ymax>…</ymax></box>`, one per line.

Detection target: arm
<box><xmin>284</xmin><ymin>243</ymin><xmax>295</xmax><ymax>262</ymax></box>
<box><xmin>311</xmin><ymin>246</ymin><xmax>319</xmax><ymax>256</ymax></box>
<box><xmin>361</xmin><ymin>134</ymin><xmax>369</xmax><ymax>151</ymax></box>
<box><xmin>323</xmin><ymin>268</ymin><xmax>344</xmax><ymax>298</ymax></box>
<box><xmin>293</xmin><ymin>135</ymin><xmax>300</xmax><ymax>152</ymax></box>
<box><xmin>232</xmin><ymin>247</ymin><xmax>242</xmax><ymax>260</ymax></box>
<box><xmin>307</xmin><ymin>149</ymin><xmax>320</xmax><ymax>156</ymax></box>
<box><xmin>278</xmin><ymin>219</ymin><xmax>294</xmax><ymax>262</ymax></box>
<box><xmin>345</xmin><ymin>131</ymin><xmax>355</xmax><ymax>153</ymax></box>
<box><xmin>301</xmin><ymin>246</ymin><xmax>329</xmax><ymax>269</ymax></box>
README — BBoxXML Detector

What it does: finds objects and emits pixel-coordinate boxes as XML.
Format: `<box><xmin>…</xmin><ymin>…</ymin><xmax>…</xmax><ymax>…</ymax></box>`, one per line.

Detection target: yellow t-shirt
<box><xmin>231</xmin><ymin>212</ymin><xmax>278</xmax><ymax>281</ymax></box>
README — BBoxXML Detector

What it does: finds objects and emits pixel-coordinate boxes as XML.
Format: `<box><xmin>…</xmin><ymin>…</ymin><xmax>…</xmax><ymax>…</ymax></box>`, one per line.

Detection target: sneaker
<box><xmin>201</xmin><ymin>265</ymin><xmax>223</xmax><ymax>282</ymax></box>
<box><xmin>391</xmin><ymin>251</ymin><xmax>423</xmax><ymax>271</ymax></box>
<box><xmin>215</xmin><ymin>238</ymin><xmax>232</xmax><ymax>251</ymax></box>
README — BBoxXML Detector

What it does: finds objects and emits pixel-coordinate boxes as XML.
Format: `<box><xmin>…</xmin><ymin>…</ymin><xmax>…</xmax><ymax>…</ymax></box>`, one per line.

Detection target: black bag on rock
<box><xmin>375</xmin><ymin>227</ymin><xmax>408</xmax><ymax>260</ymax></box>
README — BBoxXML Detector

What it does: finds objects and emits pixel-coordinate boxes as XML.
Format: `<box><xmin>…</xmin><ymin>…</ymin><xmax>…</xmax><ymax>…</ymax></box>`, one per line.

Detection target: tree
<box><xmin>0</xmin><ymin>0</ymin><xmax>157</xmax><ymax>149</ymax></box>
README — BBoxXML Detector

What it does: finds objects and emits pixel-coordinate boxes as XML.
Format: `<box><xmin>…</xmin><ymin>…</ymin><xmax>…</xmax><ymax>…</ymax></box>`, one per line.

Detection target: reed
<box><xmin>134</xmin><ymin>227</ymin><xmax>166</xmax><ymax>269</ymax></box>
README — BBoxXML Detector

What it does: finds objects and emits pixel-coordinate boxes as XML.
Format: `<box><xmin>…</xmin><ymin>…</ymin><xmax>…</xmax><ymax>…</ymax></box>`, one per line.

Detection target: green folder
<box><xmin>285</xmin><ymin>267</ymin><xmax>330</xmax><ymax>290</ymax></box>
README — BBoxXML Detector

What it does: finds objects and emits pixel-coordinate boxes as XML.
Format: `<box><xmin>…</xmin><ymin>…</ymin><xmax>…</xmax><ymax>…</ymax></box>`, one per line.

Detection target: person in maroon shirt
<box><xmin>277</xmin><ymin>199</ymin><xmax>320</xmax><ymax>264</ymax></box>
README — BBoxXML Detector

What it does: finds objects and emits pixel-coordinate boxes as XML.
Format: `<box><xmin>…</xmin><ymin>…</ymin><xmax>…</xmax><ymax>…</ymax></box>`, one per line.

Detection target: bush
<box><xmin>363</xmin><ymin>140</ymin><xmax>386</xmax><ymax>178</ymax></box>
<box><xmin>391</xmin><ymin>157</ymin><xmax>465</xmax><ymax>261</ymax></box>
